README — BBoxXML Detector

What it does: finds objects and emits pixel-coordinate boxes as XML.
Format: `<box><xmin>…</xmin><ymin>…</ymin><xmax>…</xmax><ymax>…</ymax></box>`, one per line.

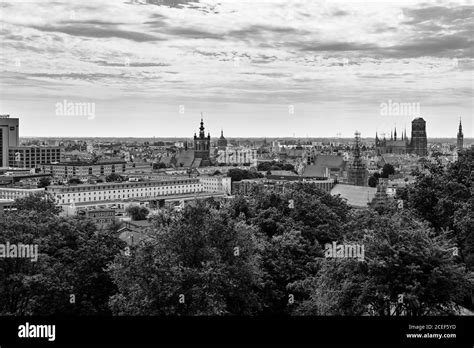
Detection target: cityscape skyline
<box><xmin>0</xmin><ymin>0</ymin><xmax>472</xmax><ymax>138</ymax></box>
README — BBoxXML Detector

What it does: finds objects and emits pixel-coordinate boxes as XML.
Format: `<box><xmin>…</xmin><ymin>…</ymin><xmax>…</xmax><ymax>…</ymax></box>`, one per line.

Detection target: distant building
<box><xmin>347</xmin><ymin>131</ymin><xmax>368</xmax><ymax>186</ymax></box>
<box><xmin>0</xmin><ymin>186</ymin><xmax>45</xmax><ymax>200</ymax></box>
<box><xmin>217</xmin><ymin>147</ymin><xmax>257</xmax><ymax>166</ymax></box>
<box><xmin>301</xmin><ymin>154</ymin><xmax>346</xmax><ymax>180</ymax></box>
<box><xmin>1</xmin><ymin>115</ymin><xmax>63</xmax><ymax>169</ymax></box>
<box><xmin>9</xmin><ymin>146</ymin><xmax>63</xmax><ymax>169</ymax></box>
<box><xmin>42</xmin><ymin>161</ymin><xmax>127</xmax><ymax>180</ymax></box>
<box><xmin>376</xmin><ymin>117</ymin><xmax>428</xmax><ymax>156</ymax></box>
<box><xmin>199</xmin><ymin>175</ymin><xmax>232</xmax><ymax>194</ymax></box>
<box><xmin>217</xmin><ymin>129</ymin><xmax>228</xmax><ymax>150</ymax></box>
<box><xmin>457</xmin><ymin>118</ymin><xmax>464</xmax><ymax>151</ymax></box>
<box><xmin>194</xmin><ymin>115</ymin><xmax>211</xmax><ymax>166</ymax></box>
<box><xmin>0</xmin><ymin>116</ymin><xmax>19</xmax><ymax>168</ymax></box>
<box><xmin>232</xmin><ymin>178</ymin><xmax>335</xmax><ymax>195</ymax></box>
<box><xmin>410</xmin><ymin>117</ymin><xmax>428</xmax><ymax>156</ymax></box>
<box><xmin>77</xmin><ymin>208</ymin><xmax>116</xmax><ymax>226</ymax></box>
<box><xmin>46</xmin><ymin>177</ymin><xmax>203</xmax><ymax>206</ymax></box>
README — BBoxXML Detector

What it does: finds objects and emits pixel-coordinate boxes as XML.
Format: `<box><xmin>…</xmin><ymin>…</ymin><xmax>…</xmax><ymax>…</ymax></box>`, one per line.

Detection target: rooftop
<box><xmin>331</xmin><ymin>184</ymin><xmax>377</xmax><ymax>208</ymax></box>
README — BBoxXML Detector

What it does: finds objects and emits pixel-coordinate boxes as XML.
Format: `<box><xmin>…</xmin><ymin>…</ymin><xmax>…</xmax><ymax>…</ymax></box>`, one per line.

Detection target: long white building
<box><xmin>199</xmin><ymin>175</ymin><xmax>231</xmax><ymax>195</ymax></box>
<box><xmin>0</xmin><ymin>186</ymin><xmax>45</xmax><ymax>200</ymax></box>
<box><xmin>46</xmin><ymin>177</ymin><xmax>204</xmax><ymax>205</ymax></box>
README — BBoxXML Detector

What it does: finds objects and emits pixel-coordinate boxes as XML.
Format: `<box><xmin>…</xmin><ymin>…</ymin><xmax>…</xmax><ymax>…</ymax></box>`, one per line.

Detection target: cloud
<box><xmin>32</xmin><ymin>24</ymin><xmax>163</xmax><ymax>42</ymax></box>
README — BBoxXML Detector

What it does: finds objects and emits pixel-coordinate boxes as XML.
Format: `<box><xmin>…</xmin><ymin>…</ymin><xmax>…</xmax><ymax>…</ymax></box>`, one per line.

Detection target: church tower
<box><xmin>410</xmin><ymin>117</ymin><xmax>428</xmax><ymax>156</ymax></box>
<box><xmin>194</xmin><ymin>114</ymin><xmax>211</xmax><ymax>161</ymax></box>
<box><xmin>217</xmin><ymin>129</ymin><xmax>228</xmax><ymax>150</ymax></box>
<box><xmin>347</xmin><ymin>131</ymin><xmax>368</xmax><ymax>186</ymax></box>
<box><xmin>457</xmin><ymin>118</ymin><xmax>464</xmax><ymax>150</ymax></box>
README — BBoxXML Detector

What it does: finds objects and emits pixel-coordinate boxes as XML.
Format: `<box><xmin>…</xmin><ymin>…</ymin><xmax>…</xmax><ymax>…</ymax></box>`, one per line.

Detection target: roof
<box><xmin>381</xmin><ymin>154</ymin><xmax>404</xmax><ymax>164</ymax></box>
<box><xmin>270</xmin><ymin>170</ymin><xmax>297</xmax><ymax>176</ymax></box>
<box><xmin>330</xmin><ymin>184</ymin><xmax>377</xmax><ymax>208</ymax></box>
<box><xmin>301</xmin><ymin>156</ymin><xmax>345</xmax><ymax>178</ymax></box>
<box><xmin>160</xmin><ymin>156</ymin><xmax>173</xmax><ymax>165</ymax></box>
<box><xmin>301</xmin><ymin>165</ymin><xmax>326</xmax><ymax>177</ymax></box>
<box><xmin>314</xmin><ymin>154</ymin><xmax>345</xmax><ymax>168</ymax></box>
<box><xmin>176</xmin><ymin>150</ymin><xmax>195</xmax><ymax>168</ymax></box>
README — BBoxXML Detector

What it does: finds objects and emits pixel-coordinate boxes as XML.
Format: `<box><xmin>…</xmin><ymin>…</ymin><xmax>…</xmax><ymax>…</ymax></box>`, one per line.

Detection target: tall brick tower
<box><xmin>410</xmin><ymin>117</ymin><xmax>428</xmax><ymax>156</ymax></box>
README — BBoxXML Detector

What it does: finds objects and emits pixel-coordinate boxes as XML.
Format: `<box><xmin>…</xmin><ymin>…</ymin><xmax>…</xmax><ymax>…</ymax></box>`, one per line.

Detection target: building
<box><xmin>1</xmin><ymin>115</ymin><xmax>63</xmax><ymax>169</ymax></box>
<box><xmin>376</xmin><ymin>118</ymin><xmax>428</xmax><ymax>156</ymax></box>
<box><xmin>0</xmin><ymin>186</ymin><xmax>45</xmax><ymax>200</ymax></box>
<box><xmin>375</xmin><ymin>128</ymin><xmax>409</xmax><ymax>155</ymax></box>
<box><xmin>9</xmin><ymin>146</ymin><xmax>62</xmax><ymax>169</ymax></box>
<box><xmin>217</xmin><ymin>129</ymin><xmax>228</xmax><ymax>150</ymax></box>
<box><xmin>410</xmin><ymin>117</ymin><xmax>428</xmax><ymax>156</ymax></box>
<box><xmin>77</xmin><ymin>208</ymin><xmax>116</xmax><ymax>226</ymax></box>
<box><xmin>457</xmin><ymin>118</ymin><xmax>464</xmax><ymax>151</ymax></box>
<box><xmin>232</xmin><ymin>178</ymin><xmax>335</xmax><ymax>195</ymax></box>
<box><xmin>0</xmin><ymin>115</ymin><xmax>19</xmax><ymax>168</ymax></box>
<box><xmin>216</xmin><ymin>147</ymin><xmax>257</xmax><ymax>166</ymax></box>
<box><xmin>0</xmin><ymin>199</ymin><xmax>15</xmax><ymax>219</ymax></box>
<box><xmin>194</xmin><ymin>115</ymin><xmax>211</xmax><ymax>165</ymax></box>
<box><xmin>41</xmin><ymin>161</ymin><xmax>127</xmax><ymax>180</ymax></box>
<box><xmin>46</xmin><ymin>177</ymin><xmax>204</xmax><ymax>205</ymax></box>
<box><xmin>301</xmin><ymin>155</ymin><xmax>346</xmax><ymax>180</ymax></box>
<box><xmin>199</xmin><ymin>175</ymin><xmax>231</xmax><ymax>194</ymax></box>
<box><xmin>347</xmin><ymin>131</ymin><xmax>368</xmax><ymax>186</ymax></box>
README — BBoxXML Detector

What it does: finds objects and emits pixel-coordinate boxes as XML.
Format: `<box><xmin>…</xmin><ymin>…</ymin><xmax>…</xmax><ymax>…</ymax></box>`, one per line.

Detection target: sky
<box><xmin>0</xmin><ymin>0</ymin><xmax>472</xmax><ymax>138</ymax></box>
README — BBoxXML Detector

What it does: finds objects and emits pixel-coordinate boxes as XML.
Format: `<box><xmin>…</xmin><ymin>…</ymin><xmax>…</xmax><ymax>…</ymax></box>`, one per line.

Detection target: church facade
<box><xmin>376</xmin><ymin>117</ymin><xmax>428</xmax><ymax>156</ymax></box>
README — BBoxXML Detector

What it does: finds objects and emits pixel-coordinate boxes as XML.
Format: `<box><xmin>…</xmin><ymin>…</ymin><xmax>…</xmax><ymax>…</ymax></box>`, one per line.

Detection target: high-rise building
<box><xmin>193</xmin><ymin>115</ymin><xmax>211</xmax><ymax>163</ymax></box>
<box><xmin>457</xmin><ymin>118</ymin><xmax>464</xmax><ymax>150</ymax></box>
<box><xmin>410</xmin><ymin>117</ymin><xmax>428</xmax><ymax>156</ymax></box>
<box><xmin>347</xmin><ymin>131</ymin><xmax>368</xmax><ymax>186</ymax></box>
<box><xmin>1</xmin><ymin>115</ymin><xmax>63</xmax><ymax>169</ymax></box>
<box><xmin>0</xmin><ymin>115</ymin><xmax>19</xmax><ymax>168</ymax></box>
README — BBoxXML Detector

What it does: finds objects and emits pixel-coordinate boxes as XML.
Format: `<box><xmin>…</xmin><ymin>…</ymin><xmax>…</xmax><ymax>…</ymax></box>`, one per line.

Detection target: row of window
<box><xmin>60</xmin><ymin>188</ymin><xmax>203</xmax><ymax>204</ymax></box>
<box><xmin>51</xmin><ymin>181</ymin><xmax>199</xmax><ymax>193</ymax></box>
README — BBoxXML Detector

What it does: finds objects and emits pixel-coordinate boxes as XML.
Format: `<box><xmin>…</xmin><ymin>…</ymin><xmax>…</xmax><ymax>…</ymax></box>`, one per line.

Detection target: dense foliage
<box><xmin>0</xmin><ymin>151</ymin><xmax>472</xmax><ymax>315</ymax></box>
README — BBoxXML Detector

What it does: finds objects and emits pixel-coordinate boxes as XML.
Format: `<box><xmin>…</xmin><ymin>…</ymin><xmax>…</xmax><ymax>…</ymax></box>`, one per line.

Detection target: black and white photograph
<box><xmin>0</xmin><ymin>0</ymin><xmax>473</xmax><ymax>346</ymax></box>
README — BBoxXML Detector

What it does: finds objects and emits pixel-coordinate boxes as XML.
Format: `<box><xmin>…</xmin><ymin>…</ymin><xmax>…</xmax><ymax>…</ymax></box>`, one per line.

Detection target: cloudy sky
<box><xmin>0</xmin><ymin>0</ymin><xmax>472</xmax><ymax>138</ymax></box>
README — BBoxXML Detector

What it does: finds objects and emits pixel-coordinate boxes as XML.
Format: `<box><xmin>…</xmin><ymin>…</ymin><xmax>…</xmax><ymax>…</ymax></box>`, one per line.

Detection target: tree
<box><xmin>381</xmin><ymin>164</ymin><xmax>395</xmax><ymax>178</ymax></box>
<box><xmin>108</xmin><ymin>203</ymin><xmax>265</xmax><ymax>315</ymax></box>
<box><xmin>291</xmin><ymin>210</ymin><xmax>471</xmax><ymax>315</ymax></box>
<box><xmin>153</xmin><ymin>162</ymin><xmax>167</xmax><ymax>170</ymax></box>
<box><xmin>368</xmin><ymin>175</ymin><xmax>378</xmax><ymax>187</ymax></box>
<box><xmin>67</xmin><ymin>177</ymin><xmax>82</xmax><ymax>185</ymax></box>
<box><xmin>14</xmin><ymin>192</ymin><xmax>62</xmax><ymax>216</ymax></box>
<box><xmin>37</xmin><ymin>177</ymin><xmax>51</xmax><ymax>188</ymax></box>
<box><xmin>0</xmin><ymin>196</ymin><xmax>124</xmax><ymax>315</ymax></box>
<box><xmin>106</xmin><ymin>173</ymin><xmax>123</xmax><ymax>182</ymax></box>
<box><xmin>126</xmin><ymin>206</ymin><xmax>149</xmax><ymax>221</ymax></box>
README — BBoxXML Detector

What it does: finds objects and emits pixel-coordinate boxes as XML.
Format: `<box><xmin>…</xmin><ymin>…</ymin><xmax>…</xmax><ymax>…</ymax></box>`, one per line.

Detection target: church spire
<box><xmin>199</xmin><ymin>113</ymin><xmax>205</xmax><ymax>138</ymax></box>
<box><xmin>457</xmin><ymin>117</ymin><xmax>464</xmax><ymax>150</ymax></box>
